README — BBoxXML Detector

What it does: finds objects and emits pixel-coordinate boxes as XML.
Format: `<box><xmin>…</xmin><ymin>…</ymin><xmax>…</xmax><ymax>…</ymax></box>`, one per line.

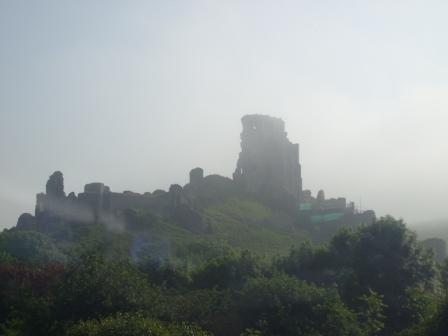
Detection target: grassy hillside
<box><xmin>123</xmin><ymin>197</ymin><xmax>308</xmax><ymax>264</ymax></box>
<box><xmin>202</xmin><ymin>197</ymin><xmax>307</xmax><ymax>257</ymax></box>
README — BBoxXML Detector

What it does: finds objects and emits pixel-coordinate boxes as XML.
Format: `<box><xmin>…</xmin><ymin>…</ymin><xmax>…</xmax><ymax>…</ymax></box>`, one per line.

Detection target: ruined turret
<box><xmin>46</xmin><ymin>171</ymin><xmax>65</xmax><ymax>199</ymax></box>
<box><xmin>169</xmin><ymin>184</ymin><xmax>184</xmax><ymax>207</ymax></box>
<box><xmin>317</xmin><ymin>190</ymin><xmax>325</xmax><ymax>203</ymax></box>
<box><xmin>36</xmin><ymin>171</ymin><xmax>66</xmax><ymax>218</ymax></box>
<box><xmin>189</xmin><ymin>167</ymin><xmax>204</xmax><ymax>185</ymax></box>
<box><xmin>233</xmin><ymin>115</ymin><xmax>302</xmax><ymax>208</ymax></box>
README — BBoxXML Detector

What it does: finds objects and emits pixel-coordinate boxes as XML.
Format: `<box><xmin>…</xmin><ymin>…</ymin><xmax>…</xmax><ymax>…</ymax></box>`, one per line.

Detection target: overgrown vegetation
<box><xmin>1</xmin><ymin>216</ymin><xmax>447</xmax><ymax>335</ymax></box>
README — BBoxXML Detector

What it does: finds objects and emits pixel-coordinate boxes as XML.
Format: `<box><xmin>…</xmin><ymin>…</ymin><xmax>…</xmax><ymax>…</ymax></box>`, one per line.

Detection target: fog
<box><xmin>1</xmin><ymin>0</ymin><xmax>448</xmax><ymax>229</ymax></box>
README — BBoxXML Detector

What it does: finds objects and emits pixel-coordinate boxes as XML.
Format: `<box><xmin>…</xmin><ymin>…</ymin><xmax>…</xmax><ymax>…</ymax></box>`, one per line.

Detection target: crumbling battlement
<box><xmin>300</xmin><ymin>189</ymin><xmax>352</xmax><ymax>212</ymax></box>
<box><xmin>31</xmin><ymin>167</ymin><xmax>209</xmax><ymax>231</ymax></box>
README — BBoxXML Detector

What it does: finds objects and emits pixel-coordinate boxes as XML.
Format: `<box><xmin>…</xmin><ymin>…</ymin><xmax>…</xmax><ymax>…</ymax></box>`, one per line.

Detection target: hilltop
<box><xmin>9</xmin><ymin>115</ymin><xmax>374</xmax><ymax>262</ymax></box>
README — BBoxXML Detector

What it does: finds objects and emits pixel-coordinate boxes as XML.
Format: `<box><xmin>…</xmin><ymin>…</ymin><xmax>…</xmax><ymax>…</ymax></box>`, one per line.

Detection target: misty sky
<box><xmin>1</xmin><ymin>0</ymin><xmax>448</xmax><ymax>229</ymax></box>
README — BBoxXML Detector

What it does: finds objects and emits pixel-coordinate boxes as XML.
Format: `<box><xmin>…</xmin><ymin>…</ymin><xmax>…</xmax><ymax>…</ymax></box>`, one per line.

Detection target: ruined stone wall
<box><xmin>77</xmin><ymin>183</ymin><xmax>111</xmax><ymax>219</ymax></box>
<box><xmin>233</xmin><ymin>114</ymin><xmax>302</xmax><ymax>204</ymax></box>
<box><xmin>109</xmin><ymin>192</ymin><xmax>154</xmax><ymax>213</ymax></box>
<box><xmin>78</xmin><ymin>185</ymin><xmax>161</xmax><ymax>217</ymax></box>
<box><xmin>33</xmin><ymin>171</ymin><xmax>192</xmax><ymax>226</ymax></box>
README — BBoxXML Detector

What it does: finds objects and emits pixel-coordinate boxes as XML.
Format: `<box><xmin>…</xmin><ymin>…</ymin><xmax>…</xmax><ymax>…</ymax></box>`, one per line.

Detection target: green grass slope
<box><xmin>202</xmin><ymin>197</ymin><xmax>307</xmax><ymax>257</ymax></box>
<box><xmin>96</xmin><ymin>196</ymin><xmax>310</xmax><ymax>264</ymax></box>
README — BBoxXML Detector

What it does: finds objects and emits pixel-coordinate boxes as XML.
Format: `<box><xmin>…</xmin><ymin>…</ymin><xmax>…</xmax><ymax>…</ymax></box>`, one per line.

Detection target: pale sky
<box><xmin>1</xmin><ymin>0</ymin><xmax>448</xmax><ymax>229</ymax></box>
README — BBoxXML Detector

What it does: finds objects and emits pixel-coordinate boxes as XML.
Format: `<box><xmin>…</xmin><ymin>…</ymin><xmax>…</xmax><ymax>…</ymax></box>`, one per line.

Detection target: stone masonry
<box><xmin>233</xmin><ymin>114</ymin><xmax>302</xmax><ymax>205</ymax></box>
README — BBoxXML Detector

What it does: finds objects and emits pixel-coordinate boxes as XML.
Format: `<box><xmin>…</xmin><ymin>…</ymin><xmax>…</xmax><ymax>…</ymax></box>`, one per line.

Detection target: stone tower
<box><xmin>233</xmin><ymin>115</ymin><xmax>302</xmax><ymax>206</ymax></box>
<box><xmin>46</xmin><ymin>171</ymin><xmax>65</xmax><ymax>199</ymax></box>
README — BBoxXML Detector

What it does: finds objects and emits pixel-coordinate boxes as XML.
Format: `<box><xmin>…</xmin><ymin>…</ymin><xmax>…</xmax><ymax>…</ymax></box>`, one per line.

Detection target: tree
<box><xmin>0</xmin><ymin>261</ymin><xmax>64</xmax><ymax>335</ymax></box>
<box><xmin>65</xmin><ymin>313</ymin><xmax>211</xmax><ymax>336</ymax></box>
<box><xmin>237</xmin><ymin>275</ymin><xmax>361</xmax><ymax>336</ymax></box>
<box><xmin>356</xmin><ymin>290</ymin><xmax>386</xmax><ymax>336</ymax></box>
<box><xmin>52</xmin><ymin>250</ymin><xmax>160</xmax><ymax>323</ymax></box>
<box><xmin>0</xmin><ymin>230</ymin><xmax>66</xmax><ymax>264</ymax></box>
<box><xmin>350</xmin><ymin>217</ymin><xmax>436</xmax><ymax>332</ymax></box>
<box><xmin>192</xmin><ymin>250</ymin><xmax>261</xmax><ymax>290</ymax></box>
<box><xmin>276</xmin><ymin>217</ymin><xmax>437</xmax><ymax>333</ymax></box>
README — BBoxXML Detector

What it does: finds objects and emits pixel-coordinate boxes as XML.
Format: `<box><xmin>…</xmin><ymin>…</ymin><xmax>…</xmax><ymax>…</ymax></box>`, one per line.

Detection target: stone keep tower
<box><xmin>233</xmin><ymin>114</ymin><xmax>302</xmax><ymax>204</ymax></box>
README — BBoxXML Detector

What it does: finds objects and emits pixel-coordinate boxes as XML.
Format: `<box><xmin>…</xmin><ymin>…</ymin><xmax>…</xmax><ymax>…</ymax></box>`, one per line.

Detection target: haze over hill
<box><xmin>4</xmin><ymin>3</ymin><xmax>448</xmax><ymax>336</ymax></box>
<box><xmin>2</xmin><ymin>1</ymin><xmax>448</xmax><ymax>228</ymax></box>
<box><xmin>409</xmin><ymin>218</ymin><xmax>448</xmax><ymax>241</ymax></box>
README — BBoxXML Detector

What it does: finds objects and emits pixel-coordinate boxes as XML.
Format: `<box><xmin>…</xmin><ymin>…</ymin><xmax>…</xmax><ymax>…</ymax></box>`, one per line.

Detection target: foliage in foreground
<box><xmin>0</xmin><ymin>216</ymin><xmax>447</xmax><ymax>336</ymax></box>
<box><xmin>65</xmin><ymin>313</ymin><xmax>210</xmax><ymax>336</ymax></box>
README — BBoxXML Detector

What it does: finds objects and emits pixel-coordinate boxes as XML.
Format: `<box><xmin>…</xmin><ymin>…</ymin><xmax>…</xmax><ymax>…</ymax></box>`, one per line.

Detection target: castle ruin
<box><xmin>18</xmin><ymin>114</ymin><xmax>374</xmax><ymax>232</ymax></box>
